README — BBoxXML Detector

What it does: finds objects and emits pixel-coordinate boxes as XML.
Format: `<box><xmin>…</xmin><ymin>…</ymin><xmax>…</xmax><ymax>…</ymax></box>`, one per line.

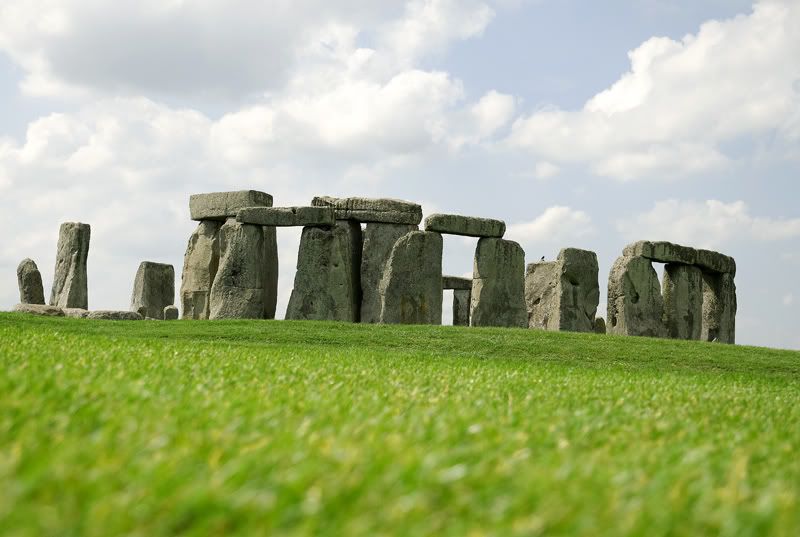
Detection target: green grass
<box><xmin>1</xmin><ymin>312</ymin><xmax>799</xmax><ymax>537</ymax></box>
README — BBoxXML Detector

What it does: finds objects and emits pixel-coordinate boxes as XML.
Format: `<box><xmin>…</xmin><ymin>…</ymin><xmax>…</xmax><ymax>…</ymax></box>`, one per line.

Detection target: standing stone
<box><xmin>470</xmin><ymin>238</ymin><xmax>527</xmax><ymax>328</ymax></box>
<box><xmin>593</xmin><ymin>317</ymin><xmax>606</xmax><ymax>334</ymax></box>
<box><xmin>17</xmin><ymin>258</ymin><xmax>45</xmax><ymax>305</ymax></box>
<box><xmin>263</xmin><ymin>226</ymin><xmax>279</xmax><ymax>320</ymax></box>
<box><xmin>209</xmin><ymin>219</ymin><xmax>267</xmax><ymax>319</ymax></box>
<box><xmin>131</xmin><ymin>262</ymin><xmax>175</xmax><ymax>320</ymax></box>
<box><xmin>360</xmin><ymin>222</ymin><xmax>418</xmax><ymax>323</ymax></box>
<box><xmin>164</xmin><ymin>305</ymin><xmax>179</xmax><ymax>320</ymax></box>
<box><xmin>701</xmin><ymin>271</ymin><xmax>736</xmax><ymax>344</ymax></box>
<box><xmin>180</xmin><ymin>221</ymin><xmax>221</xmax><ymax>319</ymax></box>
<box><xmin>607</xmin><ymin>256</ymin><xmax>666</xmax><ymax>338</ymax></box>
<box><xmin>525</xmin><ymin>248</ymin><xmax>599</xmax><ymax>333</ymax></box>
<box><xmin>286</xmin><ymin>221</ymin><xmax>362</xmax><ymax>322</ymax></box>
<box><xmin>453</xmin><ymin>289</ymin><xmax>471</xmax><ymax>327</ymax></box>
<box><xmin>379</xmin><ymin>231</ymin><xmax>443</xmax><ymax>325</ymax></box>
<box><xmin>50</xmin><ymin>222</ymin><xmax>90</xmax><ymax>309</ymax></box>
<box><xmin>662</xmin><ymin>263</ymin><xmax>703</xmax><ymax>340</ymax></box>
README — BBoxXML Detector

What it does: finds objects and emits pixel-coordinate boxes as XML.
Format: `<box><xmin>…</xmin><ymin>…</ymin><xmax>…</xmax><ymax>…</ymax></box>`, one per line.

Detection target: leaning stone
<box><xmin>180</xmin><ymin>221</ymin><xmax>221</xmax><ymax>319</ymax></box>
<box><xmin>424</xmin><ymin>214</ymin><xmax>505</xmax><ymax>238</ymax></box>
<box><xmin>696</xmin><ymin>249</ymin><xmax>736</xmax><ymax>276</ymax></box>
<box><xmin>286</xmin><ymin>221</ymin><xmax>362</xmax><ymax>322</ymax></box>
<box><xmin>662</xmin><ymin>263</ymin><xmax>703</xmax><ymax>340</ymax></box>
<box><xmin>86</xmin><ymin>310</ymin><xmax>143</xmax><ymax>321</ymax></box>
<box><xmin>190</xmin><ymin>190</ymin><xmax>272</xmax><ymax>221</ymax></box>
<box><xmin>209</xmin><ymin>219</ymin><xmax>268</xmax><ymax>319</ymax></box>
<box><xmin>312</xmin><ymin>196</ymin><xmax>422</xmax><ymax>225</ymax></box>
<box><xmin>14</xmin><ymin>303</ymin><xmax>64</xmax><ymax>317</ymax></box>
<box><xmin>131</xmin><ymin>262</ymin><xmax>175</xmax><ymax>320</ymax></box>
<box><xmin>453</xmin><ymin>289</ymin><xmax>471</xmax><ymax>327</ymax></box>
<box><xmin>623</xmin><ymin>241</ymin><xmax>697</xmax><ymax>266</ymax></box>
<box><xmin>470</xmin><ymin>238</ymin><xmax>527</xmax><ymax>328</ymax></box>
<box><xmin>50</xmin><ymin>222</ymin><xmax>90</xmax><ymax>309</ymax></box>
<box><xmin>701</xmin><ymin>272</ymin><xmax>736</xmax><ymax>344</ymax></box>
<box><xmin>164</xmin><ymin>305</ymin><xmax>179</xmax><ymax>320</ymax></box>
<box><xmin>237</xmin><ymin>206</ymin><xmax>334</xmax><ymax>227</ymax></box>
<box><xmin>17</xmin><ymin>258</ymin><xmax>45</xmax><ymax>305</ymax></box>
<box><xmin>379</xmin><ymin>231</ymin><xmax>443</xmax><ymax>325</ymax></box>
<box><xmin>442</xmin><ymin>276</ymin><xmax>472</xmax><ymax>290</ymax></box>
<box><xmin>63</xmin><ymin>308</ymin><xmax>89</xmax><ymax>318</ymax></box>
<box><xmin>593</xmin><ymin>317</ymin><xmax>606</xmax><ymax>334</ymax></box>
<box><xmin>360</xmin><ymin>222</ymin><xmax>417</xmax><ymax>324</ymax></box>
<box><xmin>607</xmin><ymin>256</ymin><xmax>666</xmax><ymax>338</ymax></box>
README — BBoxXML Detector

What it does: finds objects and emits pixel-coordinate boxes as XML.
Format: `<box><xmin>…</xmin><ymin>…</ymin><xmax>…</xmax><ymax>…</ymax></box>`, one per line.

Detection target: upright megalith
<box><xmin>424</xmin><ymin>214</ymin><xmax>505</xmax><ymax>238</ymax></box>
<box><xmin>360</xmin><ymin>223</ymin><xmax>418</xmax><ymax>323</ymax></box>
<box><xmin>525</xmin><ymin>248</ymin><xmax>599</xmax><ymax>333</ymax></box>
<box><xmin>701</xmin><ymin>272</ymin><xmax>736</xmax><ymax>344</ymax></box>
<box><xmin>50</xmin><ymin>222</ymin><xmax>90</xmax><ymax>309</ymax></box>
<box><xmin>379</xmin><ymin>231</ymin><xmax>443</xmax><ymax>325</ymax></box>
<box><xmin>17</xmin><ymin>258</ymin><xmax>45</xmax><ymax>305</ymax></box>
<box><xmin>286</xmin><ymin>221</ymin><xmax>362</xmax><ymax>322</ymax></box>
<box><xmin>470</xmin><ymin>238</ymin><xmax>527</xmax><ymax>328</ymax></box>
<box><xmin>662</xmin><ymin>263</ymin><xmax>703</xmax><ymax>340</ymax></box>
<box><xmin>607</xmin><ymin>255</ymin><xmax>666</xmax><ymax>338</ymax></box>
<box><xmin>190</xmin><ymin>190</ymin><xmax>273</xmax><ymax>221</ymax></box>
<box><xmin>263</xmin><ymin>226</ymin><xmax>279</xmax><ymax>320</ymax></box>
<box><xmin>209</xmin><ymin>219</ymin><xmax>268</xmax><ymax>319</ymax></box>
<box><xmin>312</xmin><ymin>196</ymin><xmax>422</xmax><ymax>225</ymax></box>
<box><xmin>131</xmin><ymin>262</ymin><xmax>175</xmax><ymax>320</ymax></box>
<box><xmin>180</xmin><ymin>220</ymin><xmax>221</xmax><ymax>319</ymax></box>
<box><xmin>443</xmin><ymin>276</ymin><xmax>472</xmax><ymax>327</ymax></box>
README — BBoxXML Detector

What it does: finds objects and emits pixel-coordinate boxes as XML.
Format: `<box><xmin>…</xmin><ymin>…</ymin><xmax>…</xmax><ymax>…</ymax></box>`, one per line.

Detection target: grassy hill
<box><xmin>1</xmin><ymin>312</ymin><xmax>799</xmax><ymax>536</ymax></box>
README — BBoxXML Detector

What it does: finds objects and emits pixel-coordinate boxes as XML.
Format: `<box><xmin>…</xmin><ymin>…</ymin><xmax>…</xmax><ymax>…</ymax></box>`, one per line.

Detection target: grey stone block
<box><xmin>164</xmin><ymin>305</ymin><xmax>179</xmax><ymax>320</ymax></box>
<box><xmin>86</xmin><ymin>310</ymin><xmax>143</xmax><ymax>321</ymax></box>
<box><xmin>360</xmin><ymin>223</ymin><xmax>418</xmax><ymax>324</ymax></box>
<box><xmin>17</xmin><ymin>258</ymin><xmax>45</xmax><ymax>305</ymax></box>
<box><xmin>663</xmin><ymin>263</ymin><xmax>703</xmax><ymax>340</ymax></box>
<box><xmin>180</xmin><ymin>221</ymin><xmax>221</xmax><ymax>319</ymax></box>
<box><xmin>64</xmin><ymin>308</ymin><xmax>89</xmax><ymax>318</ymax></box>
<box><xmin>14</xmin><ymin>303</ymin><xmax>64</xmax><ymax>317</ymax></box>
<box><xmin>453</xmin><ymin>289</ymin><xmax>471</xmax><ymax>326</ymax></box>
<box><xmin>263</xmin><ymin>226</ymin><xmax>279</xmax><ymax>320</ymax></box>
<box><xmin>50</xmin><ymin>222</ymin><xmax>90</xmax><ymax>309</ymax></box>
<box><xmin>312</xmin><ymin>196</ymin><xmax>422</xmax><ymax>225</ymax></box>
<box><xmin>607</xmin><ymin>256</ymin><xmax>667</xmax><ymax>338</ymax></box>
<box><xmin>237</xmin><ymin>206</ymin><xmax>334</xmax><ymax>227</ymax></box>
<box><xmin>424</xmin><ymin>213</ymin><xmax>505</xmax><ymax>238</ymax></box>
<box><xmin>623</xmin><ymin>241</ymin><xmax>697</xmax><ymax>266</ymax></box>
<box><xmin>286</xmin><ymin>221</ymin><xmax>362</xmax><ymax>322</ymax></box>
<box><xmin>442</xmin><ymin>276</ymin><xmax>472</xmax><ymax>290</ymax></box>
<box><xmin>696</xmin><ymin>249</ymin><xmax>736</xmax><ymax>276</ymax></box>
<box><xmin>701</xmin><ymin>271</ymin><xmax>736</xmax><ymax>344</ymax></box>
<box><xmin>379</xmin><ymin>231</ymin><xmax>443</xmax><ymax>325</ymax></box>
<box><xmin>190</xmin><ymin>190</ymin><xmax>272</xmax><ymax>221</ymax></box>
<box><xmin>470</xmin><ymin>238</ymin><xmax>527</xmax><ymax>328</ymax></box>
<box><xmin>131</xmin><ymin>262</ymin><xmax>175</xmax><ymax>320</ymax></box>
<box><xmin>593</xmin><ymin>317</ymin><xmax>606</xmax><ymax>334</ymax></box>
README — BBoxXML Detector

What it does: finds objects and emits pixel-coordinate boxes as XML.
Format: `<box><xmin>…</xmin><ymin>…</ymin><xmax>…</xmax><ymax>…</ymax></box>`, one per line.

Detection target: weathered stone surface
<box><xmin>17</xmin><ymin>258</ymin><xmax>45</xmax><ymax>305</ymax></box>
<box><xmin>64</xmin><ymin>308</ymin><xmax>89</xmax><ymax>318</ymax></box>
<box><xmin>607</xmin><ymin>256</ymin><xmax>666</xmax><ymax>338</ymax></box>
<box><xmin>311</xmin><ymin>196</ymin><xmax>422</xmax><ymax>225</ymax></box>
<box><xmin>379</xmin><ymin>231</ymin><xmax>443</xmax><ymax>325</ymax></box>
<box><xmin>237</xmin><ymin>206</ymin><xmax>335</xmax><ymax>227</ymax></box>
<box><xmin>525</xmin><ymin>248</ymin><xmax>599</xmax><ymax>333</ymax></box>
<box><xmin>442</xmin><ymin>276</ymin><xmax>472</xmax><ymax>290</ymax></box>
<box><xmin>662</xmin><ymin>263</ymin><xmax>703</xmax><ymax>340</ymax></box>
<box><xmin>190</xmin><ymin>190</ymin><xmax>272</xmax><ymax>221</ymax></box>
<box><xmin>164</xmin><ymin>305</ymin><xmax>179</xmax><ymax>320</ymax></box>
<box><xmin>14</xmin><ymin>303</ymin><xmax>64</xmax><ymax>317</ymax></box>
<box><xmin>180</xmin><ymin>221</ymin><xmax>221</xmax><ymax>319</ymax></box>
<box><xmin>470</xmin><ymin>238</ymin><xmax>527</xmax><ymax>328</ymax></box>
<box><xmin>701</xmin><ymin>271</ymin><xmax>736</xmax><ymax>344</ymax></box>
<box><xmin>131</xmin><ymin>262</ymin><xmax>175</xmax><ymax>320</ymax></box>
<box><xmin>360</xmin><ymin>223</ymin><xmax>417</xmax><ymax>324</ymax></box>
<box><xmin>424</xmin><ymin>214</ymin><xmax>505</xmax><ymax>238</ymax></box>
<box><xmin>696</xmin><ymin>249</ymin><xmax>736</xmax><ymax>276</ymax></box>
<box><xmin>594</xmin><ymin>317</ymin><xmax>606</xmax><ymax>334</ymax></box>
<box><xmin>209</xmin><ymin>219</ymin><xmax>268</xmax><ymax>319</ymax></box>
<box><xmin>50</xmin><ymin>222</ymin><xmax>90</xmax><ymax>309</ymax></box>
<box><xmin>286</xmin><ymin>221</ymin><xmax>362</xmax><ymax>322</ymax></box>
<box><xmin>623</xmin><ymin>241</ymin><xmax>697</xmax><ymax>266</ymax></box>
<box><xmin>86</xmin><ymin>310</ymin><xmax>143</xmax><ymax>321</ymax></box>
<box><xmin>453</xmin><ymin>289</ymin><xmax>471</xmax><ymax>326</ymax></box>
<box><xmin>263</xmin><ymin>226</ymin><xmax>279</xmax><ymax>320</ymax></box>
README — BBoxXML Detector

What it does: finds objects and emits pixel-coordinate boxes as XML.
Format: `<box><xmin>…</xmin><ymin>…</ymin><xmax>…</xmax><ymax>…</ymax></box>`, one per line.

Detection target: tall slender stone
<box><xmin>50</xmin><ymin>222</ymin><xmax>90</xmax><ymax>309</ymax></box>
<box><xmin>701</xmin><ymin>271</ymin><xmax>736</xmax><ymax>344</ymax></box>
<box><xmin>209</xmin><ymin>219</ymin><xmax>267</xmax><ymax>319</ymax></box>
<box><xmin>453</xmin><ymin>289</ymin><xmax>471</xmax><ymax>326</ymax></box>
<box><xmin>470</xmin><ymin>238</ymin><xmax>527</xmax><ymax>328</ymax></box>
<box><xmin>131</xmin><ymin>262</ymin><xmax>175</xmax><ymax>320</ymax></box>
<box><xmin>286</xmin><ymin>221</ymin><xmax>362</xmax><ymax>322</ymax></box>
<box><xmin>662</xmin><ymin>263</ymin><xmax>703</xmax><ymax>340</ymax></box>
<box><xmin>180</xmin><ymin>220</ymin><xmax>221</xmax><ymax>319</ymax></box>
<box><xmin>607</xmin><ymin>255</ymin><xmax>666</xmax><ymax>338</ymax></box>
<box><xmin>263</xmin><ymin>226</ymin><xmax>279</xmax><ymax>320</ymax></box>
<box><xmin>379</xmin><ymin>231</ymin><xmax>443</xmax><ymax>325</ymax></box>
<box><xmin>360</xmin><ymin>222</ymin><xmax>417</xmax><ymax>323</ymax></box>
<box><xmin>17</xmin><ymin>258</ymin><xmax>45</xmax><ymax>305</ymax></box>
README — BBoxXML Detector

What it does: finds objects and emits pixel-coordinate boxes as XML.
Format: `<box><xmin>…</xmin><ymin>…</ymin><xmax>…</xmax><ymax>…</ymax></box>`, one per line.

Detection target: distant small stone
<box><xmin>63</xmin><ymin>308</ymin><xmax>89</xmax><ymax>318</ymax></box>
<box><xmin>86</xmin><ymin>310</ymin><xmax>143</xmax><ymax>321</ymax></box>
<box><xmin>131</xmin><ymin>261</ymin><xmax>175</xmax><ymax>320</ymax></box>
<box><xmin>17</xmin><ymin>258</ymin><xmax>45</xmax><ymax>305</ymax></box>
<box><xmin>164</xmin><ymin>305</ymin><xmax>179</xmax><ymax>320</ymax></box>
<box><xmin>593</xmin><ymin>317</ymin><xmax>606</xmax><ymax>334</ymax></box>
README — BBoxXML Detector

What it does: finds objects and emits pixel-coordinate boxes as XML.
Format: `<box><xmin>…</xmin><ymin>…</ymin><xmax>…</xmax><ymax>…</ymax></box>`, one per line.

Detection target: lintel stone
<box><xmin>442</xmin><ymin>276</ymin><xmax>472</xmax><ymax>290</ymax></box>
<box><xmin>424</xmin><ymin>214</ymin><xmax>505</xmax><ymax>238</ymax></box>
<box><xmin>311</xmin><ymin>196</ymin><xmax>422</xmax><ymax>225</ymax></box>
<box><xmin>623</xmin><ymin>241</ymin><xmax>697</xmax><ymax>266</ymax></box>
<box><xmin>237</xmin><ymin>206</ymin><xmax>334</xmax><ymax>227</ymax></box>
<box><xmin>190</xmin><ymin>190</ymin><xmax>272</xmax><ymax>221</ymax></box>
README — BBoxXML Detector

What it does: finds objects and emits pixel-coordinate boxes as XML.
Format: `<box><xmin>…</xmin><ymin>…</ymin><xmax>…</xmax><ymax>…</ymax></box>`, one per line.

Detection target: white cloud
<box><xmin>507</xmin><ymin>0</ymin><xmax>800</xmax><ymax>180</ymax></box>
<box><xmin>533</xmin><ymin>161</ymin><xmax>559</xmax><ymax>180</ymax></box>
<box><xmin>617</xmin><ymin>199</ymin><xmax>800</xmax><ymax>248</ymax></box>
<box><xmin>783</xmin><ymin>293</ymin><xmax>794</xmax><ymax>306</ymax></box>
<box><xmin>506</xmin><ymin>206</ymin><xmax>594</xmax><ymax>245</ymax></box>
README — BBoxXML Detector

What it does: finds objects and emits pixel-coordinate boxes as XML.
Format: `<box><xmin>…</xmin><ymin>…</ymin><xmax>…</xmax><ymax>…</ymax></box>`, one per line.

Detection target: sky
<box><xmin>0</xmin><ymin>0</ymin><xmax>798</xmax><ymax>349</ymax></box>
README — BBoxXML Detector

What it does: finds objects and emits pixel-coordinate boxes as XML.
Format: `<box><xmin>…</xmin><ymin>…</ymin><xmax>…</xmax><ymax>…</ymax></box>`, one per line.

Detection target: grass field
<box><xmin>1</xmin><ymin>312</ymin><xmax>799</xmax><ymax>536</ymax></box>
